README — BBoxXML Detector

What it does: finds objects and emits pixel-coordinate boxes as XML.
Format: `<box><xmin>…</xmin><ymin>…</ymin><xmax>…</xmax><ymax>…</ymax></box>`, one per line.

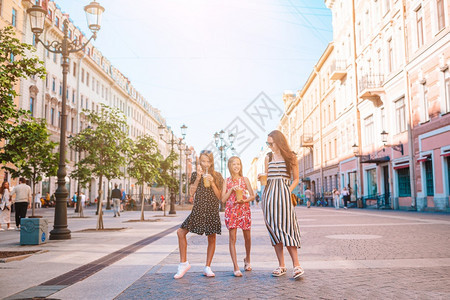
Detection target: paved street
<box><xmin>1</xmin><ymin>205</ymin><xmax>450</xmax><ymax>299</ymax></box>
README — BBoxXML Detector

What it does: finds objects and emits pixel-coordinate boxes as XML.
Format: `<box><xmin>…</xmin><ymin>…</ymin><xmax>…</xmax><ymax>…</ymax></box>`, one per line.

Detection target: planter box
<box><xmin>20</xmin><ymin>218</ymin><xmax>48</xmax><ymax>245</ymax></box>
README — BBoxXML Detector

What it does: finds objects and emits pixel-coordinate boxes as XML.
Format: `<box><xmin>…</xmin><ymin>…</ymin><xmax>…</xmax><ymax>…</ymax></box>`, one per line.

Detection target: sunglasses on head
<box><xmin>200</xmin><ymin>150</ymin><xmax>212</xmax><ymax>154</ymax></box>
<box><xmin>266</xmin><ymin>142</ymin><xmax>274</xmax><ymax>147</ymax></box>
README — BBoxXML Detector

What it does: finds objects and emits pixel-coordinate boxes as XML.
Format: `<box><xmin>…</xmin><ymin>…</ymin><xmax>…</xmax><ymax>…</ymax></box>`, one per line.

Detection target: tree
<box><xmin>128</xmin><ymin>135</ymin><xmax>162</xmax><ymax>221</ymax></box>
<box><xmin>0</xmin><ymin>26</ymin><xmax>46</xmax><ymax>139</ymax></box>
<box><xmin>69</xmin><ymin>105</ymin><xmax>129</xmax><ymax>229</ymax></box>
<box><xmin>0</xmin><ymin>119</ymin><xmax>58</xmax><ymax>216</ymax></box>
<box><xmin>156</xmin><ymin>150</ymin><xmax>179</xmax><ymax>216</ymax></box>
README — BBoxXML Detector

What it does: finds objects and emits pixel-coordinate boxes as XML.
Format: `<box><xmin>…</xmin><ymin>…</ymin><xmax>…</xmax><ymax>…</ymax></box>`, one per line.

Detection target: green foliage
<box><xmin>0</xmin><ymin>26</ymin><xmax>46</xmax><ymax>139</ymax></box>
<box><xmin>69</xmin><ymin>105</ymin><xmax>130</xmax><ymax>183</ymax></box>
<box><xmin>128</xmin><ymin>135</ymin><xmax>161</xmax><ymax>186</ymax></box>
<box><xmin>156</xmin><ymin>150</ymin><xmax>179</xmax><ymax>190</ymax></box>
<box><xmin>0</xmin><ymin>118</ymin><xmax>58</xmax><ymax>184</ymax></box>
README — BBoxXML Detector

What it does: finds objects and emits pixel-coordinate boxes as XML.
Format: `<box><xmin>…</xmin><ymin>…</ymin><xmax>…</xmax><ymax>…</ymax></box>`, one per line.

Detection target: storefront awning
<box><xmin>417</xmin><ymin>155</ymin><xmax>430</xmax><ymax>163</ymax></box>
<box><xmin>441</xmin><ymin>152</ymin><xmax>450</xmax><ymax>157</ymax></box>
<box><xmin>361</xmin><ymin>156</ymin><xmax>390</xmax><ymax>164</ymax></box>
<box><xmin>394</xmin><ymin>164</ymin><xmax>409</xmax><ymax>170</ymax></box>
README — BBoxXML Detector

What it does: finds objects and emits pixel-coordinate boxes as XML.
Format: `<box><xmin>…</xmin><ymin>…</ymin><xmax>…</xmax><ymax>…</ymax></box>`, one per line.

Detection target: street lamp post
<box><xmin>177</xmin><ymin>139</ymin><xmax>184</xmax><ymax>206</ymax></box>
<box><xmin>213</xmin><ymin>130</ymin><xmax>235</xmax><ymax>211</ymax></box>
<box><xmin>158</xmin><ymin>124</ymin><xmax>187</xmax><ymax>214</ymax></box>
<box><xmin>27</xmin><ymin>1</ymin><xmax>104</xmax><ymax>240</ymax></box>
<box><xmin>184</xmin><ymin>146</ymin><xmax>192</xmax><ymax>204</ymax></box>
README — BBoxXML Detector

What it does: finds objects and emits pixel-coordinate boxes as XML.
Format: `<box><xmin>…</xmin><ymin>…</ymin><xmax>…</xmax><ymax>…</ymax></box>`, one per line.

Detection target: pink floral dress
<box><xmin>224</xmin><ymin>176</ymin><xmax>251</xmax><ymax>230</ymax></box>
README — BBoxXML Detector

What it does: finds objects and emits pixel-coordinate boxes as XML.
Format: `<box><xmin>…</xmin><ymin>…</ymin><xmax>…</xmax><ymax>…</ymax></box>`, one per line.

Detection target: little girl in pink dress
<box><xmin>221</xmin><ymin>156</ymin><xmax>255</xmax><ymax>277</ymax></box>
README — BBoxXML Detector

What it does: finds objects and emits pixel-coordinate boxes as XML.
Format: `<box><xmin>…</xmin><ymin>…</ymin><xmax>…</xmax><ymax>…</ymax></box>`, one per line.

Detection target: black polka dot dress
<box><xmin>181</xmin><ymin>172</ymin><xmax>223</xmax><ymax>236</ymax></box>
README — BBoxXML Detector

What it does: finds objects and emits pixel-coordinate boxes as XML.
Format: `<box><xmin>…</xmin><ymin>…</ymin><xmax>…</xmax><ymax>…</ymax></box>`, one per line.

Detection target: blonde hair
<box><xmin>227</xmin><ymin>156</ymin><xmax>243</xmax><ymax>177</ymax></box>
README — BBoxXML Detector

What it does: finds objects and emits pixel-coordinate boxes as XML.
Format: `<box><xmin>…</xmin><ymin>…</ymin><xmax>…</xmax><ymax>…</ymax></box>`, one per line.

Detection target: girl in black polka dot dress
<box><xmin>174</xmin><ymin>150</ymin><xmax>224</xmax><ymax>279</ymax></box>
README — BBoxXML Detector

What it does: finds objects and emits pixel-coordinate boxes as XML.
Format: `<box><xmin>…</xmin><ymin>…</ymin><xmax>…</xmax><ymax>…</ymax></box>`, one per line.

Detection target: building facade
<box><xmin>2</xmin><ymin>0</ymin><xmax>190</xmax><ymax>203</ymax></box>
<box><xmin>276</xmin><ymin>0</ymin><xmax>449</xmax><ymax>211</ymax></box>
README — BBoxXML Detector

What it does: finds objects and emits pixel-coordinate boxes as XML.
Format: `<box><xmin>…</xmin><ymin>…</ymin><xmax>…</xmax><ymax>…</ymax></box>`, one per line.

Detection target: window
<box><xmin>395</xmin><ymin>98</ymin><xmax>406</xmax><ymax>133</ymax></box>
<box><xmin>424</xmin><ymin>160</ymin><xmax>434</xmax><ymax>196</ymax></box>
<box><xmin>71</xmin><ymin>117</ymin><xmax>74</xmax><ymax>133</ymax></box>
<box><xmin>398</xmin><ymin>168</ymin><xmax>411</xmax><ymax>197</ymax></box>
<box><xmin>444</xmin><ymin>69</ymin><xmax>450</xmax><ymax>113</ymax></box>
<box><xmin>32</xmin><ymin>34</ymin><xmax>36</xmax><ymax>47</ymax></box>
<box><xmin>29</xmin><ymin>97</ymin><xmax>34</xmax><ymax>116</ymax></box>
<box><xmin>92</xmin><ymin>77</ymin><xmax>95</xmax><ymax>91</ymax></box>
<box><xmin>12</xmin><ymin>8</ymin><xmax>16</xmax><ymax>27</ymax></box>
<box><xmin>73</xmin><ymin>62</ymin><xmax>76</xmax><ymax>76</ymax></box>
<box><xmin>437</xmin><ymin>0</ymin><xmax>445</xmax><ymax>31</ymax></box>
<box><xmin>50</xmin><ymin>108</ymin><xmax>55</xmax><ymax>125</ymax></box>
<box><xmin>53</xmin><ymin>52</ymin><xmax>57</xmax><ymax>63</ymax></box>
<box><xmin>55</xmin><ymin>16</ymin><xmax>59</xmax><ymax>28</ymax></box>
<box><xmin>367</xmin><ymin>169</ymin><xmax>377</xmax><ymax>196</ymax></box>
<box><xmin>44</xmin><ymin>104</ymin><xmax>48</xmax><ymax>120</ymax></box>
<box><xmin>364</xmin><ymin>114</ymin><xmax>374</xmax><ymax>146</ymax></box>
<box><xmin>58</xmin><ymin>111</ymin><xmax>61</xmax><ymax>127</ymax></box>
<box><xmin>72</xmin><ymin>90</ymin><xmax>75</xmax><ymax>103</ymax></box>
<box><xmin>59</xmin><ymin>83</ymin><xmax>62</xmax><ymax>96</ymax></box>
<box><xmin>86</xmin><ymin>72</ymin><xmax>90</xmax><ymax>86</ymax></box>
<box><xmin>81</xmin><ymin>69</ymin><xmax>85</xmax><ymax>83</ymax></box>
<box><xmin>416</xmin><ymin>6</ymin><xmax>424</xmax><ymax>47</ymax></box>
<box><xmin>387</xmin><ymin>38</ymin><xmax>393</xmax><ymax>72</ymax></box>
<box><xmin>48</xmin><ymin>9</ymin><xmax>52</xmax><ymax>20</ymax></box>
<box><xmin>86</xmin><ymin>98</ymin><xmax>89</xmax><ymax>109</ymax></box>
<box><xmin>81</xmin><ymin>95</ymin><xmax>84</xmax><ymax>108</ymax></box>
<box><xmin>52</xmin><ymin>77</ymin><xmax>56</xmax><ymax>92</ymax></box>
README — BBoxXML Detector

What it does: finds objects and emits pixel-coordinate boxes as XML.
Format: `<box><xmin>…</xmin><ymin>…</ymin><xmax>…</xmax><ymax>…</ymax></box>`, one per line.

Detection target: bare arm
<box><xmin>210</xmin><ymin>175</ymin><xmax>222</xmax><ymax>199</ymax></box>
<box><xmin>289</xmin><ymin>162</ymin><xmax>299</xmax><ymax>193</ymax></box>
<box><xmin>221</xmin><ymin>180</ymin><xmax>233</xmax><ymax>203</ymax></box>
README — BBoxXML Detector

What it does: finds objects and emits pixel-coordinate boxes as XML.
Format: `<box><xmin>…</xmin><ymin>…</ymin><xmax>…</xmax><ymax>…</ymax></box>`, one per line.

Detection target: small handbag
<box><xmin>291</xmin><ymin>193</ymin><xmax>298</xmax><ymax>206</ymax></box>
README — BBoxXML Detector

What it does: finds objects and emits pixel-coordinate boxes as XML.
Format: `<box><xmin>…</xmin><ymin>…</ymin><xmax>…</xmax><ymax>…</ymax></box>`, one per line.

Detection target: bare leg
<box><xmin>177</xmin><ymin>228</ymin><xmax>189</xmax><ymax>262</ymax></box>
<box><xmin>286</xmin><ymin>246</ymin><xmax>300</xmax><ymax>267</ymax></box>
<box><xmin>274</xmin><ymin>242</ymin><xmax>285</xmax><ymax>267</ymax></box>
<box><xmin>243</xmin><ymin>229</ymin><xmax>251</xmax><ymax>264</ymax></box>
<box><xmin>228</xmin><ymin>229</ymin><xmax>239</xmax><ymax>271</ymax></box>
<box><xmin>206</xmin><ymin>234</ymin><xmax>216</xmax><ymax>267</ymax></box>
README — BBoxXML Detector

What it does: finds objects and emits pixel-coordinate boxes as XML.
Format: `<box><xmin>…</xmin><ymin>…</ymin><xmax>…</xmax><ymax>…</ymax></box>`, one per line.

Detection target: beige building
<box><xmin>2</xmin><ymin>0</ymin><xmax>187</xmax><ymax>203</ymax></box>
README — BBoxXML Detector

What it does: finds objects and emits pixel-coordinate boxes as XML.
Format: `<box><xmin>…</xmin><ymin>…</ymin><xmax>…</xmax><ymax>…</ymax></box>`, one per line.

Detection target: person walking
<box><xmin>305</xmin><ymin>187</ymin><xmax>313</xmax><ymax>208</ymax></box>
<box><xmin>332</xmin><ymin>188</ymin><xmax>340</xmax><ymax>209</ymax></box>
<box><xmin>341</xmin><ymin>187</ymin><xmax>350</xmax><ymax>209</ymax></box>
<box><xmin>221</xmin><ymin>156</ymin><xmax>255</xmax><ymax>277</ymax></box>
<box><xmin>258</xmin><ymin>130</ymin><xmax>304</xmax><ymax>279</ymax></box>
<box><xmin>10</xmin><ymin>178</ymin><xmax>31</xmax><ymax>231</ymax></box>
<box><xmin>111</xmin><ymin>184</ymin><xmax>122</xmax><ymax>217</ymax></box>
<box><xmin>0</xmin><ymin>182</ymin><xmax>13</xmax><ymax>230</ymax></box>
<box><xmin>80</xmin><ymin>192</ymin><xmax>86</xmax><ymax>208</ymax></box>
<box><xmin>174</xmin><ymin>150</ymin><xmax>224</xmax><ymax>279</ymax></box>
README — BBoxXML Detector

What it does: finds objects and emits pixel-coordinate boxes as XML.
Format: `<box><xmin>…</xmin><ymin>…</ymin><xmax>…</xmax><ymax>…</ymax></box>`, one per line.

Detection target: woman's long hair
<box><xmin>227</xmin><ymin>156</ymin><xmax>243</xmax><ymax>177</ymax></box>
<box><xmin>268</xmin><ymin>130</ymin><xmax>297</xmax><ymax>176</ymax></box>
<box><xmin>199</xmin><ymin>150</ymin><xmax>222</xmax><ymax>192</ymax></box>
<box><xmin>0</xmin><ymin>181</ymin><xmax>10</xmax><ymax>195</ymax></box>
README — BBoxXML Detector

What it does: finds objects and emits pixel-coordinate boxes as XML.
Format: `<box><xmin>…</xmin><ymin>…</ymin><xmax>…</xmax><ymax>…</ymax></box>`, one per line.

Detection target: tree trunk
<box><xmin>106</xmin><ymin>178</ymin><xmax>111</xmax><ymax>210</ymax></box>
<box><xmin>96</xmin><ymin>175</ymin><xmax>104</xmax><ymax>230</ymax></box>
<box><xmin>140</xmin><ymin>183</ymin><xmax>145</xmax><ymax>221</ymax></box>
<box><xmin>31</xmin><ymin>177</ymin><xmax>36</xmax><ymax>217</ymax></box>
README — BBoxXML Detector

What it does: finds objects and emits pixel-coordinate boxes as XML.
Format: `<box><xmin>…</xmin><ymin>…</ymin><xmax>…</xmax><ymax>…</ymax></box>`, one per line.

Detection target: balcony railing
<box><xmin>358</xmin><ymin>74</ymin><xmax>384</xmax><ymax>93</ymax></box>
<box><xmin>300</xmin><ymin>134</ymin><xmax>314</xmax><ymax>147</ymax></box>
<box><xmin>330</xmin><ymin>60</ymin><xmax>347</xmax><ymax>80</ymax></box>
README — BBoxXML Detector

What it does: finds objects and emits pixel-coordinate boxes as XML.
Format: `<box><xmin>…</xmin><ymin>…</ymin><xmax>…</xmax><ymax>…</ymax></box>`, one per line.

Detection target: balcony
<box><xmin>358</xmin><ymin>74</ymin><xmax>385</xmax><ymax>106</ymax></box>
<box><xmin>330</xmin><ymin>60</ymin><xmax>347</xmax><ymax>80</ymax></box>
<box><xmin>300</xmin><ymin>134</ymin><xmax>314</xmax><ymax>148</ymax></box>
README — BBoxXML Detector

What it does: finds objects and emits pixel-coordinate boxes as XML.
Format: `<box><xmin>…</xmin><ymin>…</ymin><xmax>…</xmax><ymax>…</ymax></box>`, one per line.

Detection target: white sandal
<box><xmin>293</xmin><ymin>266</ymin><xmax>304</xmax><ymax>279</ymax></box>
<box><xmin>234</xmin><ymin>270</ymin><xmax>243</xmax><ymax>277</ymax></box>
<box><xmin>244</xmin><ymin>258</ymin><xmax>252</xmax><ymax>271</ymax></box>
<box><xmin>271</xmin><ymin>266</ymin><xmax>287</xmax><ymax>277</ymax></box>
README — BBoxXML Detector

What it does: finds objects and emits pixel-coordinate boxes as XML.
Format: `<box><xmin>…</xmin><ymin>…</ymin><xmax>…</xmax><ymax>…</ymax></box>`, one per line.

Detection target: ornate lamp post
<box><xmin>213</xmin><ymin>130</ymin><xmax>235</xmax><ymax>211</ymax></box>
<box><xmin>158</xmin><ymin>124</ymin><xmax>184</xmax><ymax>214</ymax></box>
<box><xmin>27</xmin><ymin>1</ymin><xmax>104</xmax><ymax>240</ymax></box>
<box><xmin>184</xmin><ymin>146</ymin><xmax>192</xmax><ymax>204</ymax></box>
<box><xmin>178</xmin><ymin>125</ymin><xmax>188</xmax><ymax>206</ymax></box>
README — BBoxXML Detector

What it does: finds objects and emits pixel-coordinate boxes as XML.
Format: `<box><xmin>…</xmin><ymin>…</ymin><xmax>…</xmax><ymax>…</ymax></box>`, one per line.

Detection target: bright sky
<box><xmin>54</xmin><ymin>0</ymin><xmax>332</xmax><ymax>171</ymax></box>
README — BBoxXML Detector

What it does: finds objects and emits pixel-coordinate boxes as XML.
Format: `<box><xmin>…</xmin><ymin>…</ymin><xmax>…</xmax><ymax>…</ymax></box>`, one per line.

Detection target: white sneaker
<box><xmin>203</xmin><ymin>266</ymin><xmax>215</xmax><ymax>277</ymax></box>
<box><xmin>174</xmin><ymin>261</ymin><xmax>191</xmax><ymax>279</ymax></box>
<box><xmin>7</xmin><ymin>227</ymin><xmax>15</xmax><ymax>231</ymax></box>
<box><xmin>15</xmin><ymin>226</ymin><xmax>20</xmax><ymax>231</ymax></box>
<box><xmin>0</xmin><ymin>228</ymin><xmax>4</xmax><ymax>231</ymax></box>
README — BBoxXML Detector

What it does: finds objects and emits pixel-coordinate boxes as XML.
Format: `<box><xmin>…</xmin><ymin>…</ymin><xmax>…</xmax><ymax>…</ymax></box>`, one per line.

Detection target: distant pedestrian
<box><xmin>151</xmin><ymin>195</ymin><xmax>157</xmax><ymax>211</ymax></box>
<box><xmin>221</xmin><ymin>156</ymin><xmax>255</xmax><ymax>277</ymax></box>
<box><xmin>255</xmin><ymin>194</ymin><xmax>260</xmax><ymax>207</ymax></box>
<box><xmin>160</xmin><ymin>195</ymin><xmax>165</xmax><ymax>211</ymax></box>
<box><xmin>10</xmin><ymin>178</ymin><xmax>32</xmax><ymax>230</ymax></box>
<box><xmin>35</xmin><ymin>192</ymin><xmax>42</xmax><ymax>208</ymax></box>
<box><xmin>0</xmin><ymin>182</ymin><xmax>13</xmax><ymax>230</ymax></box>
<box><xmin>80</xmin><ymin>192</ymin><xmax>86</xmax><ymax>208</ymax></box>
<box><xmin>341</xmin><ymin>187</ymin><xmax>350</xmax><ymax>209</ymax></box>
<box><xmin>305</xmin><ymin>187</ymin><xmax>313</xmax><ymax>208</ymax></box>
<box><xmin>258</xmin><ymin>130</ymin><xmax>303</xmax><ymax>279</ymax></box>
<box><xmin>174</xmin><ymin>150</ymin><xmax>224</xmax><ymax>279</ymax></box>
<box><xmin>111</xmin><ymin>184</ymin><xmax>122</xmax><ymax>217</ymax></box>
<box><xmin>333</xmin><ymin>188</ymin><xmax>340</xmax><ymax>209</ymax></box>
<box><xmin>121</xmin><ymin>188</ymin><xmax>126</xmax><ymax>212</ymax></box>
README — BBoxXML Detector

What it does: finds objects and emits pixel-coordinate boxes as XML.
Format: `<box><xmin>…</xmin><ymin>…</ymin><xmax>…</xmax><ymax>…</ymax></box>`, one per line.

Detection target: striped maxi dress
<box><xmin>262</xmin><ymin>160</ymin><xmax>301</xmax><ymax>248</ymax></box>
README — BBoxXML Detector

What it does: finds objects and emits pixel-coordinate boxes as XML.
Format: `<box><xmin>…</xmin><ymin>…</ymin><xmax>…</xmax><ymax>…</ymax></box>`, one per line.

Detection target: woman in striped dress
<box><xmin>258</xmin><ymin>130</ymin><xmax>304</xmax><ymax>279</ymax></box>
